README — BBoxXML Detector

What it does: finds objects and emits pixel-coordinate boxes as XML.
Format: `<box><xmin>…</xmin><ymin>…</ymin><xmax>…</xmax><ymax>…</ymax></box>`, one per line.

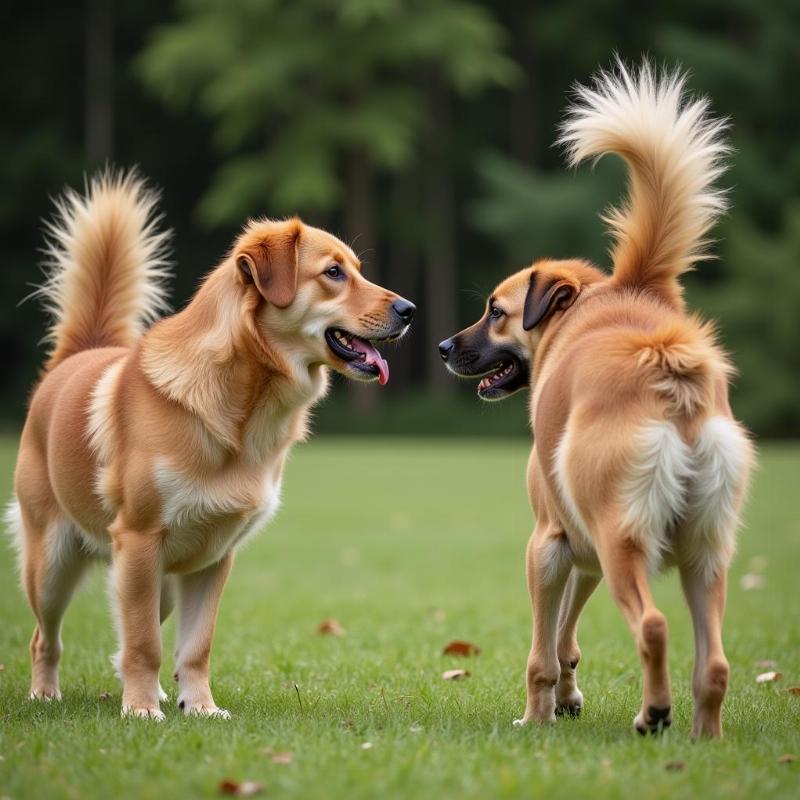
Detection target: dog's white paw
<box><xmin>29</xmin><ymin>687</ymin><xmax>62</xmax><ymax>701</ymax></box>
<box><xmin>122</xmin><ymin>705</ymin><xmax>165</xmax><ymax>721</ymax></box>
<box><xmin>512</xmin><ymin>717</ymin><xmax>528</xmax><ymax>728</ymax></box>
<box><xmin>182</xmin><ymin>704</ymin><xmax>231</xmax><ymax>719</ymax></box>
<box><xmin>158</xmin><ymin>683</ymin><xmax>168</xmax><ymax>702</ymax></box>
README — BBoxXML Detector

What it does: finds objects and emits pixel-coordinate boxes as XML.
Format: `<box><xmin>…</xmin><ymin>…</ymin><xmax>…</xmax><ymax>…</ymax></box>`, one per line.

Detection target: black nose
<box><xmin>438</xmin><ymin>339</ymin><xmax>455</xmax><ymax>361</ymax></box>
<box><xmin>391</xmin><ymin>298</ymin><xmax>416</xmax><ymax>323</ymax></box>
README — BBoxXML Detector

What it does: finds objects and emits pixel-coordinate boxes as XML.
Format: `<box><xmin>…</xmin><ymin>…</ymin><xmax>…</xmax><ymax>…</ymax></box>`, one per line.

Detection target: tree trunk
<box><xmin>85</xmin><ymin>0</ymin><xmax>114</xmax><ymax>165</ymax></box>
<box><xmin>385</xmin><ymin>172</ymin><xmax>420</xmax><ymax>391</ymax></box>
<box><xmin>424</xmin><ymin>81</ymin><xmax>457</xmax><ymax>395</ymax></box>
<box><xmin>344</xmin><ymin>147</ymin><xmax>379</xmax><ymax>410</ymax></box>
<box><xmin>509</xmin><ymin>5</ymin><xmax>539</xmax><ymax>167</ymax></box>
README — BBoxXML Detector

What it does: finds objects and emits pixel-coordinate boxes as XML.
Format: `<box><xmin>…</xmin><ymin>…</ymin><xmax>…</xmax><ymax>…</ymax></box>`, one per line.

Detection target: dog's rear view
<box><xmin>440</xmin><ymin>62</ymin><xmax>754</xmax><ymax>738</ymax></box>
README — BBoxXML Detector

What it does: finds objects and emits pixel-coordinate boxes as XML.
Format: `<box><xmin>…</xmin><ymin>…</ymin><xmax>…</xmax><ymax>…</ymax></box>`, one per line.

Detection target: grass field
<box><xmin>0</xmin><ymin>436</ymin><xmax>798</xmax><ymax>799</ymax></box>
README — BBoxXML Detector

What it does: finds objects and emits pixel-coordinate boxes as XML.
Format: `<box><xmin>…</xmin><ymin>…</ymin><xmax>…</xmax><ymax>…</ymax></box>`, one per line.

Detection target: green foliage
<box><xmin>137</xmin><ymin>0</ymin><xmax>517</xmax><ymax>222</ymax></box>
<box><xmin>688</xmin><ymin>207</ymin><xmax>800</xmax><ymax>436</ymax></box>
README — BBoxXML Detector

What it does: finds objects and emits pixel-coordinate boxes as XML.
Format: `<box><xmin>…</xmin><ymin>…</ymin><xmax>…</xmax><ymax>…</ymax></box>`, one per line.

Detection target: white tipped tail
<box><xmin>558</xmin><ymin>60</ymin><xmax>729</xmax><ymax>307</ymax></box>
<box><xmin>37</xmin><ymin>169</ymin><xmax>171</xmax><ymax>369</ymax></box>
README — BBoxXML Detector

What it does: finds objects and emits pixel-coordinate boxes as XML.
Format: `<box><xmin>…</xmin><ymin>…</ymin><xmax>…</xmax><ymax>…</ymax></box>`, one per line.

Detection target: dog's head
<box><xmin>439</xmin><ymin>259</ymin><xmax>604</xmax><ymax>400</ymax></box>
<box><xmin>234</xmin><ymin>218</ymin><xmax>414</xmax><ymax>384</ymax></box>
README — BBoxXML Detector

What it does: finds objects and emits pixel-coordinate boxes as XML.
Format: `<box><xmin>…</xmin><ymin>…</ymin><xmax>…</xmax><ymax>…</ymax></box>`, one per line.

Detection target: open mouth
<box><xmin>325</xmin><ymin>328</ymin><xmax>391</xmax><ymax>385</ymax></box>
<box><xmin>476</xmin><ymin>356</ymin><xmax>529</xmax><ymax>399</ymax></box>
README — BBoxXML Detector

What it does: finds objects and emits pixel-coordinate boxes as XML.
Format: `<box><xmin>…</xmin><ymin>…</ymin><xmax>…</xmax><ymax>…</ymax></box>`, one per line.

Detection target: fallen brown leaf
<box><xmin>98</xmin><ymin>692</ymin><xmax>111</xmax><ymax>701</ymax></box>
<box><xmin>740</xmin><ymin>573</ymin><xmax>765</xmax><ymax>590</ymax></box>
<box><xmin>755</xmin><ymin>671</ymin><xmax>782</xmax><ymax>684</ymax></box>
<box><xmin>442</xmin><ymin>640</ymin><xmax>482</xmax><ymax>657</ymax></box>
<box><xmin>777</xmin><ymin>754</ymin><xmax>797</xmax><ymax>764</ymax></box>
<box><xmin>755</xmin><ymin>659</ymin><xmax>778</xmax><ymax>669</ymax></box>
<box><xmin>264</xmin><ymin>749</ymin><xmax>293</xmax><ymax>765</ymax></box>
<box><xmin>665</xmin><ymin>761</ymin><xmax>685</xmax><ymax>772</ymax></box>
<box><xmin>0</xmin><ymin>663</ymin><xmax>5</xmax><ymax>671</ymax></box>
<box><xmin>442</xmin><ymin>669</ymin><xmax>470</xmax><ymax>681</ymax></box>
<box><xmin>787</xmin><ymin>687</ymin><xmax>800</xmax><ymax>696</ymax></box>
<box><xmin>219</xmin><ymin>779</ymin><xmax>264</xmax><ymax>797</ymax></box>
<box><xmin>317</xmin><ymin>618</ymin><xmax>345</xmax><ymax>636</ymax></box>
<box><xmin>430</xmin><ymin>607</ymin><xmax>447</xmax><ymax>623</ymax></box>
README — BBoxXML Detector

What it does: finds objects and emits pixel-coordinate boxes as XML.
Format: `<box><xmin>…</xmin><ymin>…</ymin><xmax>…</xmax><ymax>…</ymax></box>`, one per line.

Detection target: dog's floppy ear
<box><xmin>237</xmin><ymin>223</ymin><xmax>301</xmax><ymax>309</ymax></box>
<box><xmin>522</xmin><ymin>271</ymin><xmax>579</xmax><ymax>331</ymax></box>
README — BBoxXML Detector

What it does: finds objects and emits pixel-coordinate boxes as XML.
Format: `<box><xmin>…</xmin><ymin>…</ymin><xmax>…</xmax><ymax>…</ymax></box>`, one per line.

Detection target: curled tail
<box><xmin>37</xmin><ymin>169</ymin><xmax>171</xmax><ymax>370</ymax></box>
<box><xmin>558</xmin><ymin>59</ymin><xmax>729</xmax><ymax>308</ymax></box>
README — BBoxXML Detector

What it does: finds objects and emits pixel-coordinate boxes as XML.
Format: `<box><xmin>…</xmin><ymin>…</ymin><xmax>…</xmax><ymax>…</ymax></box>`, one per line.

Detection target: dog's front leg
<box><xmin>110</xmin><ymin>525</ymin><xmax>164</xmax><ymax>719</ymax></box>
<box><xmin>173</xmin><ymin>552</ymin><xmax>233</xmax><ymax>718</ymax></box>
<box><xmin>514</xmin><ymin>526</ymin><xmax>572</xmax><ymax>726</ymax></box>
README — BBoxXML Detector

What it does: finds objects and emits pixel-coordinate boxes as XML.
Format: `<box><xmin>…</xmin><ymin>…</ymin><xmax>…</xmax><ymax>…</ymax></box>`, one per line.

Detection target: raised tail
<box><xmin>37</xmin><ymin>169</ymin><xmax>171</xmax><ymax>370</ymax></box>
<box><xmin>558</xmin><ymin>59</ymin><xmax>729</xmax><ymax>308</ymax></box>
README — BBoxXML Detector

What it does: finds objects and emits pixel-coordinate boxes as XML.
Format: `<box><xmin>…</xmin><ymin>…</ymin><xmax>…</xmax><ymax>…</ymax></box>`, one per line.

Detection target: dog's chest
<box><xmin>154</xmin><ymin>457</ymin><xmax>283</xmax><ymax>572</ymax></box>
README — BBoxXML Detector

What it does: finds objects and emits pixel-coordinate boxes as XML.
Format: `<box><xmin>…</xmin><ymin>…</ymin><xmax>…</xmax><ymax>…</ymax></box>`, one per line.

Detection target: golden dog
<box><xmin>440</xmin><ymin>62</ymin><xmax>754</xmax><ymax>738</ymax></box>
<box><xmin>8</xmin><ymin>172</ymin><xmax>414</xmax><ymax>718</ymax></box>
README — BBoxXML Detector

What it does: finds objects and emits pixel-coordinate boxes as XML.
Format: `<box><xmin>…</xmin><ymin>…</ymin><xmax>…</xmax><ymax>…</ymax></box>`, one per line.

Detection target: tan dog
<box><xmin>440</xmin><ymin>62</ymin><xmax>753</xmax><ymax>738</ymax></box>
<box><xmin>8</xmin><ymin>172</ymin><xmax>414</xmax><ymax>718</ymax></box>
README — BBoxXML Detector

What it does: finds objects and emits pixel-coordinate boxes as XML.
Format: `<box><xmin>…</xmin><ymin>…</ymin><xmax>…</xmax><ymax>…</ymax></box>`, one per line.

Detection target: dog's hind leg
<box><xmin>555</xmin><ymin>569</ymin><xmax>601</xmax><ymax>716</ymax></box>
<box><xmin>11</xmin><ymin>500</ymin><xmax>90</xmax><ymax>701</ymax></box>
<box><xmin>514</xmin><ymin>525</ymin><xmax>572</xmax><ymax>726</ymax></box>
<box><xmin>597</xmin><ymin>534</ymin><xmax>672</xmax><ymax>735</ymax></box>
<box><xmin>679</xmin><ymin>565</ymin><xmax>729</xmax><ymax>738</ymax></box>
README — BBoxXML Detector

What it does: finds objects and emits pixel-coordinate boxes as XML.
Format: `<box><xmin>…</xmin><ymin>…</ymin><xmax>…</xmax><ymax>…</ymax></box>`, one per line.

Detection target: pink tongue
<box><xmin>350</xmin><ymin>337</ymin><xmax>389</xmax><ymax>385</ymax></box>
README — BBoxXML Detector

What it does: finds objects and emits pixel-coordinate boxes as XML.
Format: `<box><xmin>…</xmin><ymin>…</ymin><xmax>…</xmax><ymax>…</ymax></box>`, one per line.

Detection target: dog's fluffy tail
<box><xmin>558</xmin><ymin>59</ymin><xmax>729</xmax><ymax>308</ymax></box>
<box><xmin>37</xmin><ymin>169</ymin><xmax>171</xmax><ymax>370</ymax></box>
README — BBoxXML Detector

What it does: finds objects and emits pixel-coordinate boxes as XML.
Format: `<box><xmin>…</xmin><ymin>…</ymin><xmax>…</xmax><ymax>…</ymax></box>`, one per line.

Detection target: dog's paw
<box><xmin>555</xmin><ymin>688</ymin><xmax>584</xmax><ymax>717</ymax></box>
<box><xmin>634</xmin><ymin>705</ymin><xmax>672</xmax><ymax>736</ymax></box>
<box><xmin>180</xmin><ymin>703</ymin><xmax>231</xmax><ymax>719</ymax></box>
<box><xmin>122</xmin><ymin>705</ymin><xmax>165</xmax><ymax>721</ymax></box>
<box><xmin>29</xmin><ymin>686</ymin><xmax>61</xmax><ymax>701</ymax></box>
<box><xmin>512</xmin><ymin>717</ymin><xmax>528</xmax><ymax>728</ymax></box>
<box><xmin>158</xmin><ymin>683</ymin><xmax>169</xmax><ymax>702</ymax></box>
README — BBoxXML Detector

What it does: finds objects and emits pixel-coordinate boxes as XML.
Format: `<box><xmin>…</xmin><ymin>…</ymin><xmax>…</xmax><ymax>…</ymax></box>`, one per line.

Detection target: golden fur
<box><xmin>10</xmin><ymin>171</ymin><xmax>413</xmax><ymax>718</ymax></box>
<box><xmin>441</xmin><ymin>61</ymin><xmax>754</xmax><ymax>738</ymax></box>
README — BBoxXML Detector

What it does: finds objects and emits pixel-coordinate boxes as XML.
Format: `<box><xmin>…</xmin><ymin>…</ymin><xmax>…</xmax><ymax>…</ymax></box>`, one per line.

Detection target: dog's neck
<box><xmin>140</xmin><ymin>263</ymin><xmax>329</xmax><ymax>456</ymax></box>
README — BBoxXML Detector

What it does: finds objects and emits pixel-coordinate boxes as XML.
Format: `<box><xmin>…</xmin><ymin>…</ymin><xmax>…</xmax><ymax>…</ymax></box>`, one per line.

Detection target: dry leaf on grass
<box><xmin>317</xmin><ymin>618</ymin><xmax>345</xmax><ymax>636</ymax></box>
<box><xmin>756</xmin><ymin>671</ymin><xmax>782</xmax><ymax>684</ymax></box>
<box><xmin>787</xmin><ymin>687</ymin><xmax>800</xmax><ymax>696</ymax></box>
<box><xmin>442</xmin><ymin>640</ymin><xmax>482</xmax><ymax>657</ymax></box>
<box><xmin>442</xmin><ymin>669</ymin><xmax>470</xmax><ymax>681</ymax></box>
<box><xmin>98</xmin><ymin>692</ymin><xmax>111</xmax><ymax>701</ymax></box>
<box><xmin>664</xmin><ymin>761</ymin><xmax>685</xmax><ymax>772</ymax></box>
<box><xmin>740</xmin><ymin>573</ymin><xmax>765</xmax><ymax>590</ymax></box>
<box><xmin>361</xmin><ymin>742</ymin><xmax>373</xmax><ymax>750</ymax></box>
<box><xmin>430</xmin><ymin>607</ymin><xmax>447</xmax><ymax>623</ymax></box>
<box><xmin>0</xmin><ymin>664</ymin><xmax>5</xmax><ymax>671</ymax></box>
<box><xmin>219</xmin><ymin>779</ymin><xmax>264</xmax><ymax>797</ymax></box>
<box><xmin>263</xmin><ymin>749</ymin><xmax>293</xmax><ymax>764</ymax></box>
<box><xmin>777</xmin><ymin>754</ymin><xmax>797</xmax><ymax>764</ymax></box>
<box><xmin>755</xmin><ymin>659</ymin><xmax>778</xmax><ymax>669</ymax></box>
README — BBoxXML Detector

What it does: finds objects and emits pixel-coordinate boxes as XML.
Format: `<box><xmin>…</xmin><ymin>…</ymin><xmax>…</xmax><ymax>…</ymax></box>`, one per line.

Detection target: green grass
<box><xmin>1</xmin><ymin>437</ymin><xmax>798</xmax><ymax>799</ymax></box>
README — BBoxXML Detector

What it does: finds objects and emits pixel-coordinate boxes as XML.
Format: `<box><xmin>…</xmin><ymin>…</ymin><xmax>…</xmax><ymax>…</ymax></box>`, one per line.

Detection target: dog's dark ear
<box><xmin>522</xmin><ymin>271</ymin><xmax>579</xmax><ymax>331</ymax></box>
<box><xmin>237</xmin><ymin>223</ymin><xmax>301</xmax><ymax>308</ymax></box>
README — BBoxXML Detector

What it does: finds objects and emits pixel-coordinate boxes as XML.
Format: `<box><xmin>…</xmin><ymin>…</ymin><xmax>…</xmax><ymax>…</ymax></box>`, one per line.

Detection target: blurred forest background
<box><xmin>2</xmin><ymin>0</ymin><xmax>798</xmax><ymax>437</ymax></box>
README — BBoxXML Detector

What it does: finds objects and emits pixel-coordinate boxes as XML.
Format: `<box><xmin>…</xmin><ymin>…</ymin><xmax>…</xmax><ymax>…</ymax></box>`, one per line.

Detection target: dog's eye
<box><xmin>324</xmin><ymin>264</ymin><xmax>345</xmax><ymax>280</ymax></box>
<box><xmin>489</xmin><ymin>305</ymin><xmax>504</xmax><ymax>320</ymax></box>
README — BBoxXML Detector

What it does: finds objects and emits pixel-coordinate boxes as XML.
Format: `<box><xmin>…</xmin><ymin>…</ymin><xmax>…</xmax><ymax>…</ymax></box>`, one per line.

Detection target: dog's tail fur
<box><xmin>558</xmin><ymin>59</ymin><xmax>729</xmax><ymax>308</ymax></box>
<box><xmin>37</xmin><ymin>169</ymin><xmax>171</xmax><ymax>370</ymax></box>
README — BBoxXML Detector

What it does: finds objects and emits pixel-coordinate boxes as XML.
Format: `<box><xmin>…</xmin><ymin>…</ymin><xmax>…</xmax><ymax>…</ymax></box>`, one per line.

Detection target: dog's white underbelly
<box><xmin>154</xmin><ymin>458</ymin><xmax>283</xmax><ymax>573</ymax></box>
